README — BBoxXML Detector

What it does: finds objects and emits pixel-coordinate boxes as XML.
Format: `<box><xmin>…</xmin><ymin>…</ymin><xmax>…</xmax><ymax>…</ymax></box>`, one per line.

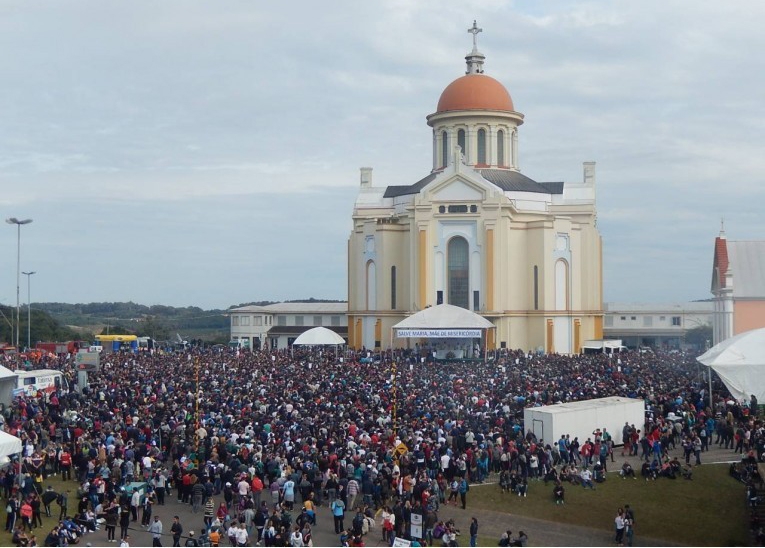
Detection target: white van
<box><xmin>15</xmin><ymin>369</ymin><xmax>67</xmax><ymax>397</ymax></box>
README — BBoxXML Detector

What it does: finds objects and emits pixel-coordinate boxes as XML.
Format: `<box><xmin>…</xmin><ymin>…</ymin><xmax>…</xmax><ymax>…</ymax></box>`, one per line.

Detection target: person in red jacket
<box><xmin>59</xmin><ymin>450</ymin><xmax>72</xmax><ymax>482</ymax></box>
<box><xmin>20</xmin><ymin>499</ymin><xmax>33</xmax><ymax>531</ymax></box>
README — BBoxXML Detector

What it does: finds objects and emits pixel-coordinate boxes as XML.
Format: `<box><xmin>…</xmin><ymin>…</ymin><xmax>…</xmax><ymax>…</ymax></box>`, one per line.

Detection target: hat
<box><xmin>226</xmin><ymin>482</ymin><xmax>232</xmax><ymax>486</ymax></box>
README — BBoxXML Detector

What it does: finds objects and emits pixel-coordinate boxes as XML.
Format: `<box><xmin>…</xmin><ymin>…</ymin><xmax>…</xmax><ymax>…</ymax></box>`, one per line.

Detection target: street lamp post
<box><xmin>23</xmin><ymin>271</ymin><xmax>36</xmax><ymax>350</ymax></box>
<box><xmin>6</xmin><ymin>218</ymin><xmax>33</xmax><ymax>349</ymax></box>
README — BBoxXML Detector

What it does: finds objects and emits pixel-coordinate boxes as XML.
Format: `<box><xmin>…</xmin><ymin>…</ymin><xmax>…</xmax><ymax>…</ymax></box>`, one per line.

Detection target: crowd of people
<box><xmin>0</xmin><ymin>344</ymin><xmax>759</xmax><ymax>546</ymax></box>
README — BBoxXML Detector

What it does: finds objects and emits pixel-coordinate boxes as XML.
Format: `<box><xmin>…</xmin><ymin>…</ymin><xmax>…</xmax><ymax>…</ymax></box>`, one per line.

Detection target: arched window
<box><xmin>497</xmin><ymin>129</ymin><xmax>505</xmax><ymax>166</ymax></box>
<box><xmin>555</xmin><ymin>260</ymin><xmax>568</xmax><ymax>311</ymax></box>
<box><xmin>441</xmin><ymin>131</ymin><xmax>448</xmax><ymax>168</ymax></box>
<box><xmin>366</xmin><ymin>261</ymin><xmax>376</xmax><ymax>310</ymax></box>
<box><xmin>457</xmin><ymin>129</ymin><xmax>466</xmax><ymax>158</ymax></box>
<box><xmin>448</xmin><ymin>237</ymin><xmax>469</xmax><ymax>309</ymax></box>
<box><xmin>477</xmin><ymin>128</ymin><xmax>486</xmax><ymax>165</ymax></box>
<box><xmin>390</xmin><ymin>266</ymin><xmax>397</xmax><ymax>310</ymax></box>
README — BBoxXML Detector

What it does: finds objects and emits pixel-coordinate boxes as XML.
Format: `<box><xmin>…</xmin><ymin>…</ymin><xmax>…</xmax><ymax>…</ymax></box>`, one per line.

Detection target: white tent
<box><xmin>393</xmin><ymin>304</ymin><xmax>495</xmax><ymax>359</ymax></box>
<box><xmin>697</xmin><ymin>327</ymin><xmax>765</xmax><ymax>403</ymax></box>
<box><xmin>393</xmin><ymin>304</ymin><xmax>494</xmax><ymax>331</ymax></box>
<box><xmin>0</xmin><ymin>430</ymin><xmax>22</xmax><ymax>459</ymax></box>
<box><xmin>293</xmin><ymin>326</ymin><xmax>346</xmax><ymax>346</ymax></box>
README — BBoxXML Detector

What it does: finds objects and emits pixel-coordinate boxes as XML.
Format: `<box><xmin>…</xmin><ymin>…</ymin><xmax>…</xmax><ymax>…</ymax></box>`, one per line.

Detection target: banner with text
<box><xmin>396</xmin><ymin>329</ymin><xmax>482</xmax><ymax>338</ymax></box>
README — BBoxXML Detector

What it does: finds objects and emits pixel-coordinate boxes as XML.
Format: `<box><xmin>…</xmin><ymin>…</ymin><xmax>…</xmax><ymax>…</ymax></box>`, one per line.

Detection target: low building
<box><xmin>229</xmin><ymin>302</ymin><xmax>348</xmax><ymax>350</ymax></box>
<box><xmin>603</xmin><ymin>302</ymin><xmax>713</xmax><ymax>350</ymax></box>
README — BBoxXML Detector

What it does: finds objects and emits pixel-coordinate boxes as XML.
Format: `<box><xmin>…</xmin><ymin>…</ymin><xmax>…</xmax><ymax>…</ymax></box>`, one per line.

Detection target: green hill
<box><xmin>0</xmin><ymin>304</ymin><xmax>84</xmax><ymax>346</ymax></box>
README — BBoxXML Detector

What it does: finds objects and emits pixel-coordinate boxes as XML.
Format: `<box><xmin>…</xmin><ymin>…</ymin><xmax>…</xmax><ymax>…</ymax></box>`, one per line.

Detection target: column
<box><xmin>418</xmin><ymin>228</ymin><xmax>428</xmax><ymax>310</ymax></box>
<box><xmin>486</xmin><ymin>228</ymin><xmax>495</xmax><ymax>311</ymax></box>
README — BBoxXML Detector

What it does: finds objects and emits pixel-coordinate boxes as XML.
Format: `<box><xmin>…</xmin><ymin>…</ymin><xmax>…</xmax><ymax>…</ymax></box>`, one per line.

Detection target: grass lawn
<box><xmin>2</xmin><ymin>473</ymin><xmax>90</xmax><ymax>547</ymax></box>
<box><xmin>468</xmin><ymin>464</ymin><xmax>749</xmax><ymax>546</ymax></box>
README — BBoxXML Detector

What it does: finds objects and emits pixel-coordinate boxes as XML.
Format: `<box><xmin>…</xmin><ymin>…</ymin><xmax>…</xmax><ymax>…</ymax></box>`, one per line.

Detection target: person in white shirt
<box><xmin>236</xmin><ymin>524</ymin><xmax>249</xmax><ymax>547</ymax></box>
<box><xmin>440</xmin><ymin>453</ymin><xmax>451</xmax><ymax>472</ymax></box>
<box><xmin>227</xmin><ymin>523</ymin><xmax>239</xmax><ymax>546</ymax></box>
<box><xmin>237</xmin><ymin>478</ymin><xmax>250</xmax><ymax>504</ymax></box>
<box><xmin>580</xmin><ymin>467</ymin><xmax>595</xmax><ymax>490</ymax></box>
<box><xmin>130</xmin><ymin>490</ymin><xmax>141</xmax><ymax>522</ymax></box>
<box><xmin>290</xmin><ymin>525</ymin><xmax>305</xmax><ymax>546</ymax></box>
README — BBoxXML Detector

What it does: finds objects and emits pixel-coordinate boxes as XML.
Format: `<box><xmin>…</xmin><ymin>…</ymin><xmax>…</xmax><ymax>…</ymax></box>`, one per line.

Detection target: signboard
<box><xmin>396</xmin><ymin>329</ymin><xmax>482</xmax><ymax>338</ymax></box>
<box><xmin>392</xmin><ymin>539</ymin><xmax>411</xmax><ymax>547</ymax></box>
<box><xmin>395</xmin><ymin>443</ymin><xmax>408</xmax><ymax>456</ymax></box>
<box><xmin>76</xmin><ymin>350</ymin><xmax>100</xmax><ymax>371</ymax></box>
<box><xmin>410</xmin><ymin>513</ymin><xmax>423</xmax><ymax>539</ymax></box>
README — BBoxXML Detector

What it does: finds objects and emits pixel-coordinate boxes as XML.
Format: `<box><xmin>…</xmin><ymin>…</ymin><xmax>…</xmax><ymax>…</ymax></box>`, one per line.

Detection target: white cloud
<box><xmin>0</xmin><ymin>0</ymin><xmax>763</xmax><ymax>308</ymax></box>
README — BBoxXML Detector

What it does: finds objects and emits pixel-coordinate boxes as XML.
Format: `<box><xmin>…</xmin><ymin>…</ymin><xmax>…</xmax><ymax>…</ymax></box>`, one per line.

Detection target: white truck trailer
<box><xmin>523</xmin><ymin>396</ymin><xmax>645</xmax><ymax>447</ymax></box>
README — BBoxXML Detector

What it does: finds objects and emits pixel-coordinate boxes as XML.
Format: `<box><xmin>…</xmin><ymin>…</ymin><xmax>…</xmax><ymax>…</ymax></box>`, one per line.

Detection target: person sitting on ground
<box><xmin>579</xmin><ymin>467</ymin><xmax>595</xmax><ymax>490</ymax></box>
<box><xmin>516</xmin><ymin>478</ymin><xmax>528</xmax><ymax>497</ymax></box>
<box><xmin>499</xmin><ymin>470</ymin><xmax>511</xmax><ymax>493</ymax></box>
<box><xmin>553</xmin><ymin>482</ymin><xmax>564</xmax><ymax>505</ymax></box>
<box><xmin>682</xmin><ymin>463</ymin><xmax>694</xmax><ymax>480</ymax></box>
<box><xmin>659</xmin><ymin>460</ymin><xmax>676</xmax><ymax>479</ymax></box>
<box><xmin>43</xmin><ymin>527</ymin><xmax>59</xmax><ymax>548</ymax></box>
<box><xmin>511</xmin><ymin>530</ymin><xmax>528</xmax><ymax>547</ymax></box>
<box><xmin>620</xmin><ymin>462</ymin><xmax>636</xmax><ymax>479</ymax></box>
<box><xmin>650</xmin><ymin>458</ymin><xmax>661</xmax><ymax>479</ymax></box>
<box><xmin>641</xmin><ymin>462</ymin><xmax>655</xmax><ymax>481</ymax></box>
<box><xmin>669</xmin><ymin>456</ymin><xmax>682</xmax><ymax>476</ymax></box>
<box><xmin>498</xmin><ymin>530</ymin><xmax>512</xmax><ymax>547</ymax></box>
<box><xmin>509</xmin><ymin>472</ymin><xmax>519</xmax><ymax>493</ymax></box>
<box><xmin>12</xmin><ymin>523</ymin><xmax>30</xmax><ymax>547</ymax></box>
<box><xmin>543</xmin><ymin>467</ymin><xmax>559</xmax><ymax>485</ymax></box>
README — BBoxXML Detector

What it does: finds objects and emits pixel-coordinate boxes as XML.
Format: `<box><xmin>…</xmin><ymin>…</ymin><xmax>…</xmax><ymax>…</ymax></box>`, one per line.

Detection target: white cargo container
<box><xmin>523</xmin><ymin>396</ymin><xmax>644</xmax><ymax>447</ymax></box>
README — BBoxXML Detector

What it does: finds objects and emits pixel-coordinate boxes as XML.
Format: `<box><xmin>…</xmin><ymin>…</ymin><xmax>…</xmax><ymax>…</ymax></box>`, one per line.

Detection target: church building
<box><xmin>711</xmin><ymin>226</ymin><xmax>765</xmax><ymax>345</ymax></box>
<box><xmin>347</xmin><ymin>24</ymin><xmax>603</xmax><ymax>354</ymax></box>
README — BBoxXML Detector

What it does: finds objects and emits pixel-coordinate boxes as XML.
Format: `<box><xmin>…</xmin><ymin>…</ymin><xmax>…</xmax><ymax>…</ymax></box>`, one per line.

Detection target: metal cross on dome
<box><xmin>468</xmin><ymin>20</ymin><xmax>482</xmax><ymax>50</ymax></box>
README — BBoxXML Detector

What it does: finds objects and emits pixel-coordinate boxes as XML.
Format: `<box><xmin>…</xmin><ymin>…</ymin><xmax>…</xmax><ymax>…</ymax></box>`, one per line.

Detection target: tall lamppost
<box><xmin>6</xmin><ymin>218</ymin><xmax>33</xmax><ymax>349</ymax></box>
<box><xmin>23</xmin><ymin>271</ymin><xmax>36</xmax><ymax>350</ymax></box>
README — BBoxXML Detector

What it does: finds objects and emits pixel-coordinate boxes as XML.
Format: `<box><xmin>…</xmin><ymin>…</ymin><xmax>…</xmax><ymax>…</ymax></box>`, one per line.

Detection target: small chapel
<box><xmin>347</xmin><ymin>23</ymin><xmax>604</xmax><ymax>354</ymax></box>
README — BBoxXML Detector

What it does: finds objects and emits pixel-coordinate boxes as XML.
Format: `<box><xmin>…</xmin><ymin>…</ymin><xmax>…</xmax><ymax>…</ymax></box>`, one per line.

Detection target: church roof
<box><xmin>436</xmin><ymin>74</ymin><xmax>514</xmax><ymax>113</ymax></box>
<box><xmin>477</xmin><ymin>169</ymin><xmax>563</xmax><ymax>194</ymax></box>
<box><xmin>383</xmin><ymin>172</ymin><xmax>439</xmax><ymax>198</ymax></box>
<box><xmin>383</xmin><ymin>169</ymin><xmax>562</xmax><ymax>198</ymax></box>
<box><xmin>727</xmin><ymin>241</ymin><xmax>765</xmax><ymax>298</ymax></box>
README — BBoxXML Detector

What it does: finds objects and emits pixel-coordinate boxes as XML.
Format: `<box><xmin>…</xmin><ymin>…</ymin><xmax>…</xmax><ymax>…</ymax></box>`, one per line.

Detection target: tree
<box><xmin>142</xmin><ymin>316</ymin><xmax>170</xmax><ymax>341</ymax></box>
<box><xmin>685</xmin><ymin>325</ymin><xmax>713</xmax><ymax>349</ymax></box>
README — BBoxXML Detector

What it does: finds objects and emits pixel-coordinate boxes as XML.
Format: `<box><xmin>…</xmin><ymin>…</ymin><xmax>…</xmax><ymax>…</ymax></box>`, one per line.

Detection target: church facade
<box><xmin>347</xmin><ymin>26</ymin><xmax>603</xmax><ymax>353</ymax></box>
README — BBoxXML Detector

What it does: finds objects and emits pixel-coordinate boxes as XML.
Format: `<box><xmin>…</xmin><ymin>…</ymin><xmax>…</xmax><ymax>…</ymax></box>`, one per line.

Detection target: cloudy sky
<box><xmin>0</xmin><ymin>0</ymin><xmax>763</xmax><ymax>310</ymax></box>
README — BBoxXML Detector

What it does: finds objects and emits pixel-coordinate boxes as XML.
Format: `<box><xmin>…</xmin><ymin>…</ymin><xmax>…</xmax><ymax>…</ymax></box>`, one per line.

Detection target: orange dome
<box><xmin>436</xmin><ymin>73</ymin><xmax>514</xmax><ymax>113</ymax></box>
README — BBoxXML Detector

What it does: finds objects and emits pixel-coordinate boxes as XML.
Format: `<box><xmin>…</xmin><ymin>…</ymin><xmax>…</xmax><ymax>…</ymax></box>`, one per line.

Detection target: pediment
<box><xmin>426</xmin><ymin>175</ymin><xmax>491</xmax><ymax>202</ymax></box>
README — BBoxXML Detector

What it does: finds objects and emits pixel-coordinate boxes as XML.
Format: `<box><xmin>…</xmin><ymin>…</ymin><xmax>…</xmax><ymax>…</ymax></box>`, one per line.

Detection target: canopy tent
<box><xmin>393</xmin><ymin>304</ymin><xmax>495</xmax><ymax>360</ymax></box>
<box><xmin>0</xmin><ymin>430</ymin><xmax>22</xmax><ymax>460</ymax></box>
<box><xmin>293</xmin><ymin>326</ymin><xmax>346</xmax><ymax>346</ymax></box>
<box><xmin>0</xmin><ymin>366</ymin><xmax>18</xmax><ymax>409</ymax></box>
<box><xmin>697</xmin><ymin>327</ymin><xmax>765</xmax><ymax>404</ymax></box>
<box><xmin>393</xmin><ymin>304</ymin><xmax>494</xmax><ymax>333</ymax></box>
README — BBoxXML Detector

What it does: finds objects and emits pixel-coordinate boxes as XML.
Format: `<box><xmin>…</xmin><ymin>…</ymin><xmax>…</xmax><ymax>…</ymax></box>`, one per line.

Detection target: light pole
<box><xmin>6</xmin><ymin>218</ymin><xmax>33</xmax><ymax>349</ymax></box>
<box><xmin>23</xmin><ymin>271</ymin><xmax>36</xmax><ymax>350</ymax></box>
